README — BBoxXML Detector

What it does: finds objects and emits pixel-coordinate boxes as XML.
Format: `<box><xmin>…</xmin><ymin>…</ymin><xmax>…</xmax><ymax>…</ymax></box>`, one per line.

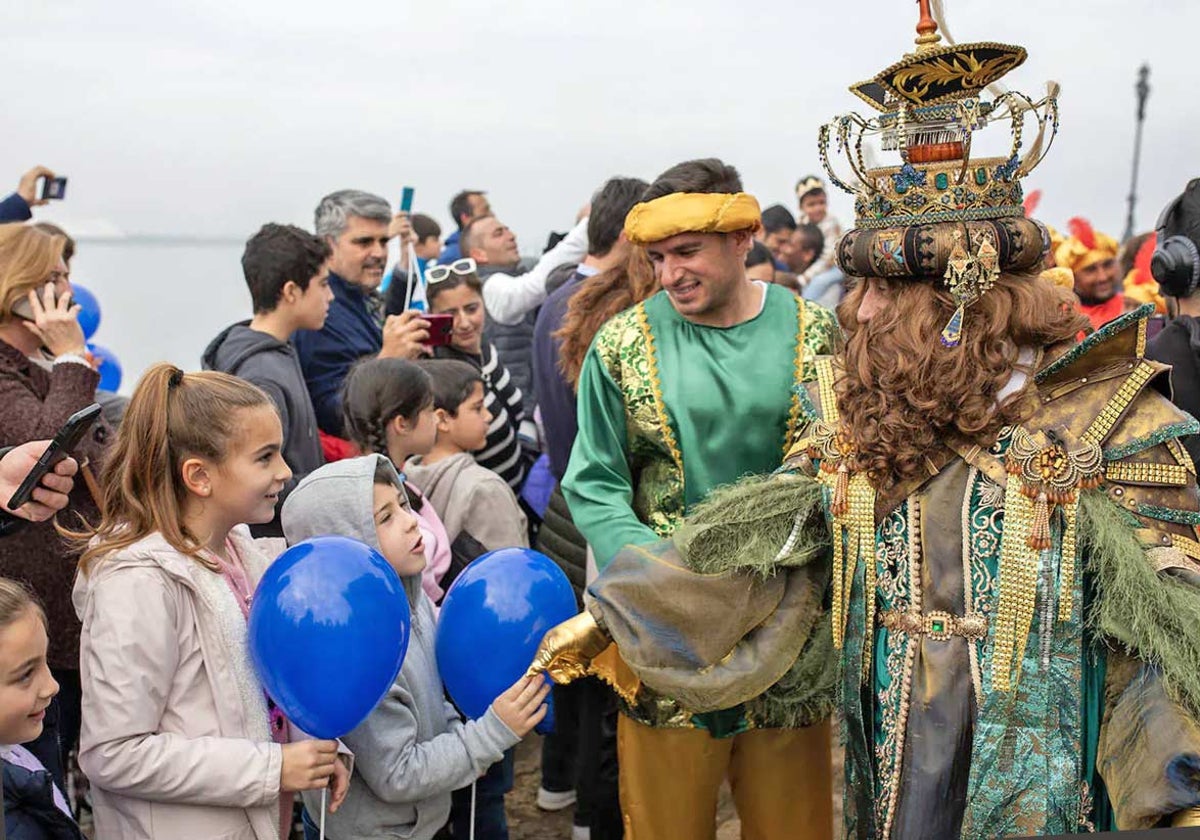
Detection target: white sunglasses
<box><xmin>426</xmin><ymin>258</ymin><xmax>478</xmax><ymax>284</ymax></box>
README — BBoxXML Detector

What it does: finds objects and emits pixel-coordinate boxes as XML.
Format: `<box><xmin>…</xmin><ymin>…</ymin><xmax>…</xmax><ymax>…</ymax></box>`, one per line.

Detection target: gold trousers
<box><xmin>617</xmin><ymin>714</ymin><xmax>833</xmax><ymax>840</ymax></box>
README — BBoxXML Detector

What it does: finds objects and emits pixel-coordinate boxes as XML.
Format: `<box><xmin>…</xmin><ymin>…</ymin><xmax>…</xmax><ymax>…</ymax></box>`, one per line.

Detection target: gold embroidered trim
<box><xmin>634</xmin><ymin>303</ymin><xmax>685</xmax><ymax>479</ymax></box>
<box><xmin>1080</xmin><ymin>360</ymin><xmax>1156</xmax><ymax>446</ymax></box>
<box><xmin>878</xmin><ymin>609</ymin><xmax>988</xmax><ymax>640</ymax></box>
<box><xmin>1104</xmin><ymin>461</ymin><xmax>1189</xmax><ymax>487</ymax></box>
<box><xmin>962</xmin><ymin>467</ymin><xmax>984</xmax><ymax>705</ymax></box>
<box><xmin>1169</xmin><ymin>438</ymin><xmax>1197</xmax><ymax>475</ymax></box>
<box><xmin>783</xmin><ymin>296</ymin><xmax>809</xmax><ymax>459</ymax></box>
<box><xmin>879</xmin><ymin>499</ymin><xmax>922</xmax><ymax>840</ymax></box>
<box><xmin>1136</xmin><ymin>316</ymin><xmax>1148</xmax><ymax>360</ymax></box>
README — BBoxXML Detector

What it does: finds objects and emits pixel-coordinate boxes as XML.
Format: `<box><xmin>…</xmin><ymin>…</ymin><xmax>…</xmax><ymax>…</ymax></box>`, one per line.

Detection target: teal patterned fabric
<box><xmin>831</xmin><ymin>437</ymin><xmax>1114</xmax><ymax>838</ymax></box>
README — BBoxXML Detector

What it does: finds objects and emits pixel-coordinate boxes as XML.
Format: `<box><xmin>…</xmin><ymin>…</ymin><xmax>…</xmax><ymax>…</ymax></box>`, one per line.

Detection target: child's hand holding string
<box><xmin>280</xmin><ymin>739</ymin><xmax>339</xmax><ymax>793</ymax></box>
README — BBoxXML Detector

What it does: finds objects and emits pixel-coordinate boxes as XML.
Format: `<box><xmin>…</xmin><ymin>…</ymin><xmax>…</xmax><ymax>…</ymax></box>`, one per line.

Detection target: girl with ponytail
<box><xmin>341</xmin><ymin>357</ymin><xmax>456</xmax><ymax>603</ymax></box>
<box><xmin>71</xmin><ymin>363</ymin><xmax>346</xmax><ymax>840</ymax></box>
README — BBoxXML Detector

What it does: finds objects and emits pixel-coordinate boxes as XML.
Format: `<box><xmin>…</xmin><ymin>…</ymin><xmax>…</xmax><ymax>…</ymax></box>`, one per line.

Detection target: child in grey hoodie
<box><xmin>281</xmin><ymin>455</ymin><xmax>548</xmax><ymax>840</ymax></box>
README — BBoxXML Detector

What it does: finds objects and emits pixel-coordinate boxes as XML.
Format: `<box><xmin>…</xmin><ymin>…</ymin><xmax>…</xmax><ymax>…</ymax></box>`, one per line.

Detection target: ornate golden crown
<box><xmin>818</xmin><ymin>2</ymin><xmax>1059</xmax><ymax>232</ymax></box>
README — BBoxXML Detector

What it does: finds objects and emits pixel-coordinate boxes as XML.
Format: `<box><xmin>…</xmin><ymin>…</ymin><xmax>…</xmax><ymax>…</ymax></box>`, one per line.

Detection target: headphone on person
<box><xmin>1151</xmin><ymin>189</ymin><xmax>1200</xmax><ymax>298</ymax></box>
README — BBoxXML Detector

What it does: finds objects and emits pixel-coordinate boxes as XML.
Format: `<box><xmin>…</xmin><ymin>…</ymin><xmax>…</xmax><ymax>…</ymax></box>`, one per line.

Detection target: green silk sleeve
<box><xmin>563</xmin><ymin>346</ymin><xmax>661</xmax><ymax>570</ymax></box>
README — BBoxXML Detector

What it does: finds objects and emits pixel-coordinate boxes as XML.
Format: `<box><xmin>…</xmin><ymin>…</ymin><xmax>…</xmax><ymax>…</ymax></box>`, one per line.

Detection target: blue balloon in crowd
<box><xmin>86</xmin><ymin>343</ymin><xmax>122</xmax><ymax>392</ymax></box>
<box><xmin>249</xmin><ymin>536</ymin><xmax>411</xmax><ymax>739</ymax></box>
<box><xmin>436</xmin><ymin>548</ymin><xmax>577</xmax><ymax>735</ymax></box>
<box><xmin>71</xmin><ymin>284</ymin><xmax>101</xmax><ymax>339</ymax></box>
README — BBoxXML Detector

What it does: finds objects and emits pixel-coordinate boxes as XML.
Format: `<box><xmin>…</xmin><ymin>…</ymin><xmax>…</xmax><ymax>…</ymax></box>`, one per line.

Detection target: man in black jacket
<box><xmin>1147</xmin><ymin>179</ymin><xmax>1200</xmax><ymax>465</ymax></box>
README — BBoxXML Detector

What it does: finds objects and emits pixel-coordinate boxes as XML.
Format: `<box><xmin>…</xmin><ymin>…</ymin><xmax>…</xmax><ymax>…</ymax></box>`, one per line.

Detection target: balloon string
<box><xmin>320</xmin><ymin>786</ymin><xmax>327</xmax><ymax>840</ymax></box>
<box><xmin>470</xmin><ymin>779</ymin><xmax>477</xmax><ymax>840</ymax></box>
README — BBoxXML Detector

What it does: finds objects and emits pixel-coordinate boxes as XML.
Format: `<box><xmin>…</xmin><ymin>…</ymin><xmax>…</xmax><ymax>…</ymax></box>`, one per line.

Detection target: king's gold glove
<box><xmin>1172</xmin><ymin>807</ymin><xmax>1200</xmax><ymax>827</ymax></box>
<box><xmin>527</xmin><ymin>610</ymin><xmax>612</xmax><ymax>684</ymax></box>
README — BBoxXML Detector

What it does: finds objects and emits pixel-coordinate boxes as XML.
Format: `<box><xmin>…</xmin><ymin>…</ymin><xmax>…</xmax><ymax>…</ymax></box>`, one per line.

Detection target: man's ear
<box><xmin>280</xmin><ymin>280</ymin><xmax>301</xmax><ymax>304</ymax></box>
<box><xmin>732</xmin><ymin>228</ymin><xmax>755</xmax><ymax>256</ymax></box>
<box><xmin>180</xmin><ymin>457</ymin><xmax>213</xmax><ymax>498</ymax></box>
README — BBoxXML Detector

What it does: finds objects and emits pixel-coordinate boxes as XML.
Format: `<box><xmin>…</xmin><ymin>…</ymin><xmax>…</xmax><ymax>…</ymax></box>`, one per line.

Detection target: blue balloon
<box><xmin>436</xmin><ymin>548</ymin><xmax>577</xmax><ymax>735</ymax></box>
<box><xmin>71</xmin><ymin>284</ymin><xmax>101</xmax><ymax>339</ymax></box>
<box><xmin>249</xmin><ymin>536</ymin><xmax>411</xmax><ymax>738</ymax></box>
<box><xmin>85</xmin><ymin>343</ymin><xmax>122</xmax><ymax>392</ymax></box>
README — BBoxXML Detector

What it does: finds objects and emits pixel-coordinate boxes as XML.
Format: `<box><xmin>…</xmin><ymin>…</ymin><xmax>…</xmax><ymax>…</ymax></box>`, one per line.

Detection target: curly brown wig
<box><xmin>835</xmin><ymin>273</ymin><xmax>1088</xmax><ymax>489</ymax></box>
<box><xmin>555</xmin><ymin>249</ymin><xmax>659</xmax><ymax>388</ymax></box>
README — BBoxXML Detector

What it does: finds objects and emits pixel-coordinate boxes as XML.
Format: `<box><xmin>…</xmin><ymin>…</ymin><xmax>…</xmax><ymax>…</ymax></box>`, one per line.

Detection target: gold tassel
<box><xmin>831</xmin><ymin>464</ymin><xmax>850</xmax><ymax>516</ymax></box>
<box><xmin>1027</xmin><ymin>490</ymin><xmax>1051</xmax><ymax>550</ymax></box>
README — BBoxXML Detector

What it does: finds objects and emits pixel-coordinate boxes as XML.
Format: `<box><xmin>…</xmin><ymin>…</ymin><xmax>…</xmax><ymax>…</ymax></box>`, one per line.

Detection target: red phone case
<box><xmin>425</xmin><ymin>314</ymin><xmax>455</xmax><ymax>347</ymax></box>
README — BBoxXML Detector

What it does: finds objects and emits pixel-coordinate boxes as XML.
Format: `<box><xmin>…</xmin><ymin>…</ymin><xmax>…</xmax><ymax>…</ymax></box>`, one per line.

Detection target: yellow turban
<box><xmin>1054</xmin><ymin>217</ymin><xmax>1119</xmax><ymax>273</ymax></box>
<box><xmin>624</xmin><ymin>192</ymin><xmax>761</xmax><ymax>246</ymax></box>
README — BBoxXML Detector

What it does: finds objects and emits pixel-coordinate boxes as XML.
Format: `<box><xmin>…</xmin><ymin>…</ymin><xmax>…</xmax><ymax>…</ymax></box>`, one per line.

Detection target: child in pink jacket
<box><xmin>72</xmin><ymin>364</ymin><xmax>348</xmax><ymax>840</ymax></box>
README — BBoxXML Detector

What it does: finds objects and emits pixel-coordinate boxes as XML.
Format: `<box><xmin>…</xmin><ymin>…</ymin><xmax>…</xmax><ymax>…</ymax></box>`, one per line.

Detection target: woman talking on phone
<box><xmin>0</xmin><ymin>223</ymin><xmax>111</xmax><ymax>793</ymax></box>
<box><xmin>426</xmin><ymin>259</ymin><xmax>536</xmax><ymax>494</ymax></box>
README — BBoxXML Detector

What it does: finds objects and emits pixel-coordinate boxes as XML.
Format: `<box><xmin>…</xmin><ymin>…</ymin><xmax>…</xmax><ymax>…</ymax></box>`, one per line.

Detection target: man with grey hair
<box><xmin>295</xmin><ymin>188</ymin><xmax>430</xmax><ymax>436</ymax></box>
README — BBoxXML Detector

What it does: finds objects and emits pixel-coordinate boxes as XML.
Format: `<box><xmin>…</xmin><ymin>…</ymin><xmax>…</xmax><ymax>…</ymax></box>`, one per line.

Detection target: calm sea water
<box><xmin>70</xmin><ymin>239</ymin><xmax>253</xmax><ymax>393</ymax></box>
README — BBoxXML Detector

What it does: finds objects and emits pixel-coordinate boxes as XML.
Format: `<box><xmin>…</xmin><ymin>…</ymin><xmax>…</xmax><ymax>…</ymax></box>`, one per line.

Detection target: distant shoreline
<box><xmin>76</xmin><ymin>235</ymin><xmax>244</xmax><ymax>246</ymax></box>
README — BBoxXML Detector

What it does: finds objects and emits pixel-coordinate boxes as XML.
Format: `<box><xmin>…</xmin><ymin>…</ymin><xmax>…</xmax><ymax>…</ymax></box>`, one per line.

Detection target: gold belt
<box><xmin>877</xmin><ymin>609</ymin><xmax>988</xmax><ymax>641</ymax></box>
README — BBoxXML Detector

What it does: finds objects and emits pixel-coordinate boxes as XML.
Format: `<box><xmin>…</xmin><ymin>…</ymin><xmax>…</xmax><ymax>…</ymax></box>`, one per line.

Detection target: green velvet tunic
<box><xmin>563</xmin><ymin>282</ymin><xmax>838</xmax><ymax>732</ymax></box>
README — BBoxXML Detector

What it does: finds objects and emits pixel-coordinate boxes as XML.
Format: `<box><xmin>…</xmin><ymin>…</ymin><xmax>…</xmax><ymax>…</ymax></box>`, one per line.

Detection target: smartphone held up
<box><xmin>38</xmin><ymin>175</ymin><xmax>67</xmax><ymax>201</ymax></box>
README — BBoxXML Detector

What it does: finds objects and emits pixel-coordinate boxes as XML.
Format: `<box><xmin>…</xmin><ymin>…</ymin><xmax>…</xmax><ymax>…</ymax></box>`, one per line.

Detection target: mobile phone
<box><xmin>399</xmin><ymin>187</ymin><xmax>415</xmax><ymax>214</ymax></box>
<box><xmin>38</xmin><ymin>176</ymin><xmax>68</xmax><ymax>201</ymax></box>
<box><xmin>10</xmin><ymin>297</ymin><xmax>34</xmax><ymax>322</ymax></box>
<box><xmin>10</xmin><ymin>286</ymin><xmax>70</xmax><ymax>322</ymax></box>
<box><xmin>7</xmin><ymin>403</ymin><xmax>101</xmax><ymax>511</ymax></box>
<box><xmin>424</xmin><ymin>313</ymin><xmax>454</xmax><ymax>347</ymax></box>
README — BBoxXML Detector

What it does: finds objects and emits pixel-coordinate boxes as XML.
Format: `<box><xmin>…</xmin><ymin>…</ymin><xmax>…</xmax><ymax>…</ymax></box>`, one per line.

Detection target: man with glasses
<box><xmin>295</xmin><ymin>189</ymin><xmax>431</xmax><ymax>438</ymax></box>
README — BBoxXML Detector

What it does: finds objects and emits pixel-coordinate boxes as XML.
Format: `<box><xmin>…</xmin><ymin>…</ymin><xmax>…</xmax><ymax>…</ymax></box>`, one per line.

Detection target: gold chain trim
<box><xmin>634</xmin><ymin>303</ymin><xmax>684</xmax><ymax>478</ymax></box>
<box><xmin>1080</xmin><ymin>360</ymin><xmax>1156</xmax><ymax>446</ymax></box>
<box><xmin>1174</xmin><ymin>534</ymin><xmax>1200</xmax><ymax>563</ymax></box>
<box><xmin>992</xmin><ymin>476</ymin><xmax>1038</xmax><ymax>691</ymax></box>
<box><xmin>1169</xmin><ymin>438</ymin><xmax>1197</xmax><ymax>475</ymax></box>
<box><xmin>783</xmin><ymin>297</ymin><xmax>809</xmax><ymax>459</ymax></box>
<box><xmin>1104</xmin><ymin>461</ymin><xmax>1189</xmax><ymax>487</ymax></box>
<box><xmin>830</xmin><ymin>472</ymin><xmax>875</xmax><ymax>650</ymax></box>
<box><xmin>815</xmin><ymin>357</ymin><xmax>840</xmax><ymax>424</ymax></box>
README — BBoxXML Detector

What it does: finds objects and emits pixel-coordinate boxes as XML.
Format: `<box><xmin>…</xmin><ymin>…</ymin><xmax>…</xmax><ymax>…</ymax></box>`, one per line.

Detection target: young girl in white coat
<box><xmin>71</xmin><ymin>364</ymin><xmax>347</xmax><ymax>840</ymax></box>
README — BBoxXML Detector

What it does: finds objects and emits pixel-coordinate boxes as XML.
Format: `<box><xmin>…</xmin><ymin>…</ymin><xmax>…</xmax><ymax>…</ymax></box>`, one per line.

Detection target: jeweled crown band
<box><xmin>836</xmin><ymin>216</ymin><xmax>1047</xmax><ymax>281</ymax></box>
<box><xmin>624</xmin><ymin>192</ymin><xmax>762</xmax><ymax>246</ymax></box>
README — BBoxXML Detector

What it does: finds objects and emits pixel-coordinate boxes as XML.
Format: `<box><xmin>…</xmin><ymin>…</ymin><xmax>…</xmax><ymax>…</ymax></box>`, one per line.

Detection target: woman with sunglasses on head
<box><xmin>425</xmin><ymin>258</ymin><xmax>535</xmax><ymax>494</ymax></box>
<box><xmin>0</xmin><ymin>223</ymin><xmax>113</xmax><ymax>796</ymax></box>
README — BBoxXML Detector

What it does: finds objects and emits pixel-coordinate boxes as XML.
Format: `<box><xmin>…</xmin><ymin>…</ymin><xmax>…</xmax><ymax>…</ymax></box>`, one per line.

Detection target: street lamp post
<box><xmin>1123</xmin><ymin>64</ymin><xmax>1151</xmax><ymax>242</ymax></box>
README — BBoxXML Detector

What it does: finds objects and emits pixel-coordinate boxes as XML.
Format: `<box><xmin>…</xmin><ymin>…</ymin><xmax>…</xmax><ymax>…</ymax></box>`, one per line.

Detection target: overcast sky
<box><xmin>3</xmin><ymin>0</ymin><xmax>1196</xmax><ymax>247</ymax></box>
